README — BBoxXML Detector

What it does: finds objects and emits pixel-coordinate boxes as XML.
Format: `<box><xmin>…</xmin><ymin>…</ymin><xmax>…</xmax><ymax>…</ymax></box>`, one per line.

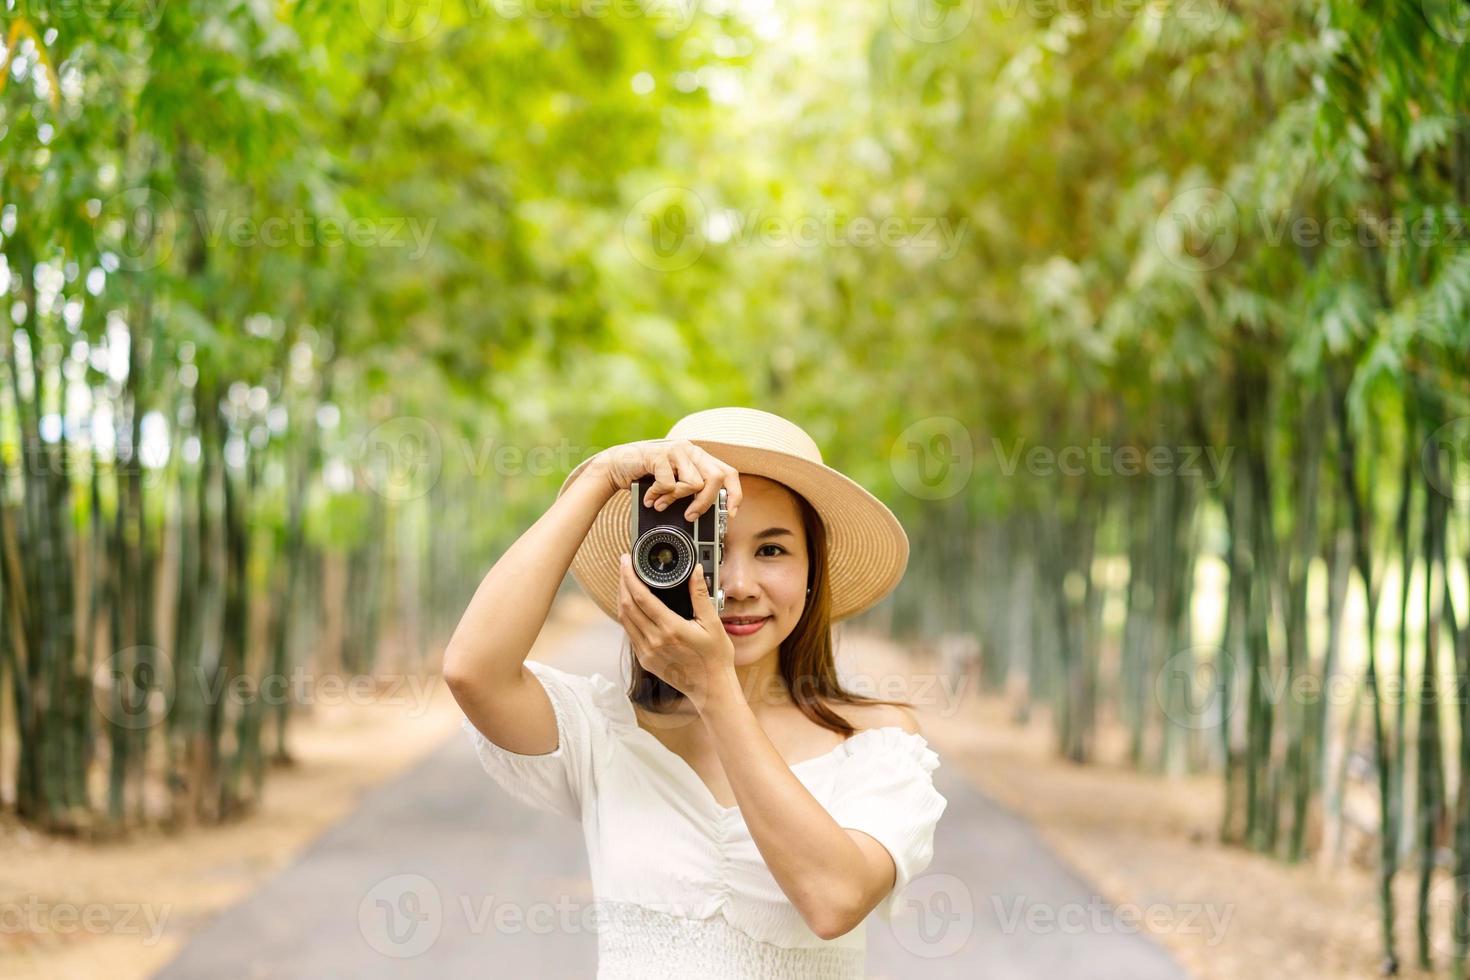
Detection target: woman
<box><xmin>443</xmin><ymin>406</ymin><xmax>948</xmax><ymax>979</ymax></box>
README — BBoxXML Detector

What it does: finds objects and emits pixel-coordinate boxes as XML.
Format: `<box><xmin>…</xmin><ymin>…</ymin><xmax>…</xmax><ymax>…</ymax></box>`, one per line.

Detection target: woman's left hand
<box><xmin>617</xmin><ymin>553</ymin><xmax>735</xmax><ymax>713</ymax></box>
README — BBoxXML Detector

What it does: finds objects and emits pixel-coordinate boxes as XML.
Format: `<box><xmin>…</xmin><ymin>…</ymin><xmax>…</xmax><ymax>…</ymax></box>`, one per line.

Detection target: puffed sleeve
<box><xmin>460</xmin><ymin>660</ymin><xmax>612</xmax><ymax>821</ymax></box>
<box><xmin>827</xmin><ymin>728</ymin><xmax>948</xmax><ymax>922</ymax></box>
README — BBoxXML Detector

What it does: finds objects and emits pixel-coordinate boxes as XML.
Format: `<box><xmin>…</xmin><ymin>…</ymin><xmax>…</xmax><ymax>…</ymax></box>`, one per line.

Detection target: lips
<box><xmin>721</xmin><ymin>616</ymin><xmax>769</xmax><ymax>636</ymax></box>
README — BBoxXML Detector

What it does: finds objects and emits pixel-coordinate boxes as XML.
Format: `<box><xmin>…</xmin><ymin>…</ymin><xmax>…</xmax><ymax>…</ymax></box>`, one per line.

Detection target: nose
<box><xmin>719</xmin><ymin>550</ymin><xmax>759</xmax><ymax>603</ymax></box>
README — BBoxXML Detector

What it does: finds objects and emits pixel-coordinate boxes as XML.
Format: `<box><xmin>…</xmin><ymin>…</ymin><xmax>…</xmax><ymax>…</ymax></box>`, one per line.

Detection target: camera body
<box><xmin>629</xmin><ymin>475</ymin><xmax>727</xmax><ymax>620</ymax></box>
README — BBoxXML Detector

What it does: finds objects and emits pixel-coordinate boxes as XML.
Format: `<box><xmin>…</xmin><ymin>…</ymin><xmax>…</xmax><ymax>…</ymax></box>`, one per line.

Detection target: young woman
<box><xmin>443</xmin><ymin>406</ymin><xmax>948</xmax><ymax>979</ymax></box>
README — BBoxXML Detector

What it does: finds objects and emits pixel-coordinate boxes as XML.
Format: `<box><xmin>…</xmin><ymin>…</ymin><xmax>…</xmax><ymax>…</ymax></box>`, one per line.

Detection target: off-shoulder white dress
<box><xmin>461</xmin><ymin>659</ymin><xmax>948</xmax><ymax>980</ymax></box>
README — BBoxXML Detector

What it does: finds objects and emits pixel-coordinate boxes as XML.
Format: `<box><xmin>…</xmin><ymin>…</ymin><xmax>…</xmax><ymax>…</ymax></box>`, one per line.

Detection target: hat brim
<box><xmin>557</xmin><ymin>440</ymin><xmax>910</xmax><ymax>623</ymax></box>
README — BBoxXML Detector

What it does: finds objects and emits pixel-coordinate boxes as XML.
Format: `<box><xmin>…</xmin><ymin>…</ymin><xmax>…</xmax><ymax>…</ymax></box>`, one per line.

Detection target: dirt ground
<box><xmin>839</xmin><ymin>631</ymin><xmax>1447</xmax><ymax>980</ymax></box>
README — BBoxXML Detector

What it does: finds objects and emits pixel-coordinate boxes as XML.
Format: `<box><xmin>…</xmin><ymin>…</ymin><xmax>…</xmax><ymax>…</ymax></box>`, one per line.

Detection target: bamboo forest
<box><xmin>2</xmin><ymin>0</ymin><xmax>1469</xmax><ymax>977</ymax></box>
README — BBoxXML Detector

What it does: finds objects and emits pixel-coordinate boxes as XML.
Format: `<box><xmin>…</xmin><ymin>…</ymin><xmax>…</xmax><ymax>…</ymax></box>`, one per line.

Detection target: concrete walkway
<box><xmin>155</xmin><ymin>617</ymin><xmax>1192</xmax><ymax>979</ymax></box>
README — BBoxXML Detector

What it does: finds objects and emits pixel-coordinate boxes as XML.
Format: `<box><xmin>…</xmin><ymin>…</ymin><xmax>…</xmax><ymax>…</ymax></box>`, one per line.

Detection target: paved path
<box><xmin>155</xmin><ymin>617</ymin><xmax>1192</xmax><ymax>979</ymax></box>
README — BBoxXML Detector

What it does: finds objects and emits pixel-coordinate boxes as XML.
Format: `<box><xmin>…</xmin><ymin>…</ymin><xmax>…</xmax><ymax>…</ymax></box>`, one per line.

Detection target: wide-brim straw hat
<box><xmin>556</xmin><ymin>407</ymin><xmax>910</xmax><ymax>623</ymax></box>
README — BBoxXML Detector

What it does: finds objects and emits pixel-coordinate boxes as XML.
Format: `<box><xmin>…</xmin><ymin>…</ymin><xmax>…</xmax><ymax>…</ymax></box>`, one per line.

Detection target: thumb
<box><xmin>688</xmin><ymin>565</ymin><xmax>718</xmax><ymax>624</ymax></box>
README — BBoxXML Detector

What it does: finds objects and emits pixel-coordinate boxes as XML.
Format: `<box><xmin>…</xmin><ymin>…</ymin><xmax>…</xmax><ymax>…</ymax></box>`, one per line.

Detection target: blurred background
<box><xmin>1</xmin><ymin>0</ymin><xmax>1468</xmax><ymax>977</ymax></box>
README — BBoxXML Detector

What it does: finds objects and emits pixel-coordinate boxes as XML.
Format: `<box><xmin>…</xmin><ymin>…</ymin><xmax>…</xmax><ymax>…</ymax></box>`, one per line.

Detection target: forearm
<box><xmin>442</xmin><ymin>463</ymin><xmax>613</xmax><ymax>685</ymax></box>
<box><xmin>698</xmin><ymin>672</ymin><xmax>870</xmax><ymax>938</ymax></box>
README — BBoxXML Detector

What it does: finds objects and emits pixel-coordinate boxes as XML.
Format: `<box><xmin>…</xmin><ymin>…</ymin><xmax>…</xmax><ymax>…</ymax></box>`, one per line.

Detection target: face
<box><xmin>716</xmin><ymin>475</ymin><xmax>810</xmax><ymax>666</ymax></box>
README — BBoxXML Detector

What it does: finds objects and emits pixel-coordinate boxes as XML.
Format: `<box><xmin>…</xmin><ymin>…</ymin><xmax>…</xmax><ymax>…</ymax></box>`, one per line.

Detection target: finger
<box><xmin>652</xmin><ymin>473</ymin><xmax>702</xmax><ymax>514</ymax></box>
<box><xmin>618</xmin><ymin>556</ymin><xmax>659</xmax><ymax>646</ymax></box>
<box><xmin>687</xmin><ymin>562</ymin><xmax>720</xmax><ymax>628</ymax></box>
<box><xmin>620</xmin><ymin>552</ymin><xmax>665</xmax><ymax>625</ymax></box>
<box><xmin>675</xmin><ymin>448</ymin><xmax>726</xmax><ymax>519</ymax></box>
<box><xmin>679</xmin><ymin>453</ymin><xmax>728</xmax><ymax>521</ymax></box>
<box><xmin>670</xmin><ymin>444</ymin><xmax>706</xmax><ymax>493</ymax></box>
<box><xmin>643</xmin><ymin>453</ymin><xmax>679</xmax><ymax>508</ymax></box>
<box><xmin>622</xmin><ymin>554</ymin><xmax>683</xmax><ymax>632</ymax></box>
<box><xmin>652</xmin><ymin>444</ymin><xmax>705</xmax><ymax>511</ymax></box>
<box><xmin>650</xmin><ymin>480</ymin><xmax>700</xmax><ymax>511</ymax></box>
<box><xmin>721</xmin><ymin>464</ymin><xmax>743</xmax><ymax>518</ymax></box>
<box><xmin>652</xmin><ymin>490</ymin><xmax>695</xmax><ymax>512</ymax></box>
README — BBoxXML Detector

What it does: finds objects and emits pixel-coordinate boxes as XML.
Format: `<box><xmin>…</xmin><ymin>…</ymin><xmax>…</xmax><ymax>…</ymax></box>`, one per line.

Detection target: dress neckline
<box><xmin>624</xmin><ymin>708</ymin><xmax>911</xmax><ymax>814</ymax></box>
<box><xmin>586</xmin><ymin>669</ymin><xmax>929</xmax><ymax>815</ymax></box>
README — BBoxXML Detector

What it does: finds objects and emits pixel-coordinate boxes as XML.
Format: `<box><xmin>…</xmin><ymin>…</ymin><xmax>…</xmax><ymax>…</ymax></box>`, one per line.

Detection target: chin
<box><xmin>728</xmin><ymin>619</ymin><xmax>792</xmax><ymax>667</ymax></box>
<box><xmin>732</xmin><ymin>647</ymin><xmax>774</xmax><ymax>668</ymax></box>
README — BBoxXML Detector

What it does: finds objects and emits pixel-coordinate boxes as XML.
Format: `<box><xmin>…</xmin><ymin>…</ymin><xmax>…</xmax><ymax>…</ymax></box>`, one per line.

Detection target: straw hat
<box><xmin>557</xmin><ymin>407</ymin><xmax>910</xmax><ymax>623</ymax></box>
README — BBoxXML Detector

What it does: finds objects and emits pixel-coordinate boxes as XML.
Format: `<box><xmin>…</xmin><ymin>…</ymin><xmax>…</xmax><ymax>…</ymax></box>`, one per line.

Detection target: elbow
<box><xmin>801</xmin><ymin>886</ymin><xmax>868</xmax><ymax>941</ymax></box>
<box><xmin>441</xmin><ymin>648</ymin><xmax>468</xmax><ymax>689</ymax></box>
<box><xmin>809</xmin><ymin>910</ymin><xmax>862</xmax><ymax>942</ymax></box>
<box><xmin>441</xmin><ymin>646</ymin><xmax>482</xmax><ymax>694</ymax></box>
<box><xmin>442</xmin><ymin>648</ymin><xmax>524</xmax><ymax>702</ymax></box>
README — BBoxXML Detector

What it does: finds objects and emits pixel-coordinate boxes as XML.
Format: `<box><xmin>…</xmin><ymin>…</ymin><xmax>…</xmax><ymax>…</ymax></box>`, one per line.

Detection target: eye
<box><xmin>757</xmin><ymin>544</ymin><xmax>786</xmax><ymax>557</ymax></box>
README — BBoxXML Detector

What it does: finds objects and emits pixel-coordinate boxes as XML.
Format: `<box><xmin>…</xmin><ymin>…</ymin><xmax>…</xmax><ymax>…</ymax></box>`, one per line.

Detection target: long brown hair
<box><xmin>627</xmin><ymin>480</ymin><xmax>911</xmax><ymax>737</ymax></box>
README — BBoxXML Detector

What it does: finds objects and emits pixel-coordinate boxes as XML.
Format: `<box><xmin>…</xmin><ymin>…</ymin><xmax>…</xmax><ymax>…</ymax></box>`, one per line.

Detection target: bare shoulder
<box><xmin>839</xmin><ymin>700</ymin><xmax>922</xmax><ymax>736</ymax></box>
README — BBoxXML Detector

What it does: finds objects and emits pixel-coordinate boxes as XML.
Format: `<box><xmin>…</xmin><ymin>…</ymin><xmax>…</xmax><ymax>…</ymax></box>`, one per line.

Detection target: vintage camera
<box><xmin>629</xmin><ymin>474</ymin><xmax>727</xmax><ymax>619</ymax></box>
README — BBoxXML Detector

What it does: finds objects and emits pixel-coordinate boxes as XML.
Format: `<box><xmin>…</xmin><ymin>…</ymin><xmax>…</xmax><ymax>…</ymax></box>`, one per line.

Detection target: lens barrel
<box><xmin>632</xmin><ymin>526</ymin><xmax>695</xmax><ymax>589</ymax></box>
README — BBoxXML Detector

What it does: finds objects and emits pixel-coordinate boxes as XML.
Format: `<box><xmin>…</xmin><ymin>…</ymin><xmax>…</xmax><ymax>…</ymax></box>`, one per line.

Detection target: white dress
<box><xmin>460</xmin><ymin>659</ymin><xmax>949</xmax><ymax>980</ymax></box>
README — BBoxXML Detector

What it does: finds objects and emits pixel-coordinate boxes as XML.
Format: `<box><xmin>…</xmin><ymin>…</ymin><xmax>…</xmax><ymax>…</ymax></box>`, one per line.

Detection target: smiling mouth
<box><xmin>721</xmin><ymin>616</ymin><xmax>769</xmax><ymax>635</ymax></box>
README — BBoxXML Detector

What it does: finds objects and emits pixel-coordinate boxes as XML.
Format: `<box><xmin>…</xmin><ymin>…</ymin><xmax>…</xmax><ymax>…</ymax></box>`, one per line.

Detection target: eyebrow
<box><xmin>754</xmin><ymin>528</ymin><xmax>795</xmax><ymax>540</ymax></box>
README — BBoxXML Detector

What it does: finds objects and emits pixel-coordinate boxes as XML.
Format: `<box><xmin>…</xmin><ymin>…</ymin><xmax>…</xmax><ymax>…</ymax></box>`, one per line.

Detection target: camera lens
<box><xmin>650</xmin><ymin>543</ymin><xmax>678</xmax><ymax>573</ymax></box>
<box><xmin>632</xmin><ymin>527</ymin><xmax>694</xmax><ymax>589</ymax></box>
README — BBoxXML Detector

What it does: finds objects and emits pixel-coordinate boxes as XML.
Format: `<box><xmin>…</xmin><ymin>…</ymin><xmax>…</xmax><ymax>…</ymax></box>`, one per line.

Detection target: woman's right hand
<box><xmin>591</xmin><ymin>438</ymin><xmax>743</xmax><ymax>522</ymax></box>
